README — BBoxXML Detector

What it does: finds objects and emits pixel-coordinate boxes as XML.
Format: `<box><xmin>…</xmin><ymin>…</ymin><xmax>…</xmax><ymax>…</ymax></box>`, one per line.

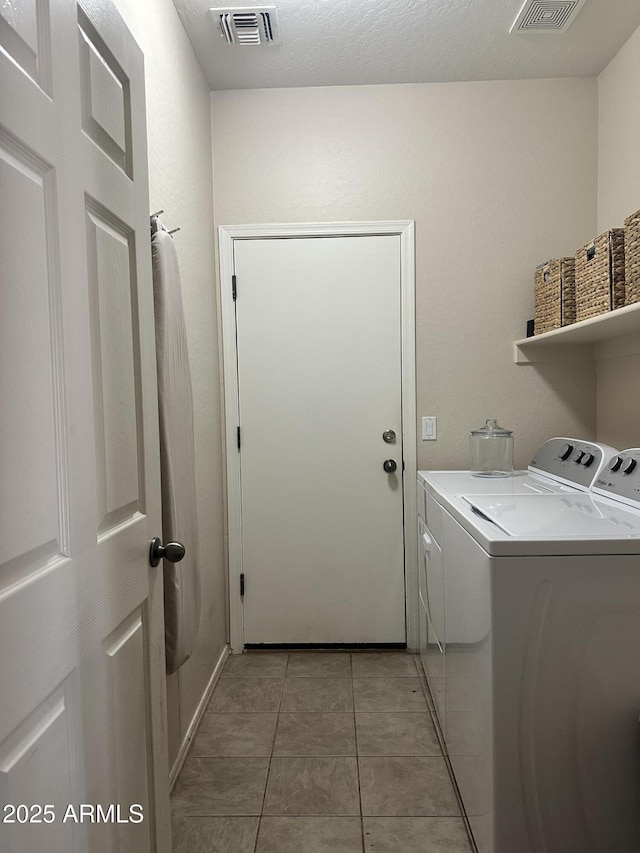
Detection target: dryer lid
<box><xmin>463</xmin><ymin>493</ymin><xmax>640</xmax><ymax>539</ymax></box>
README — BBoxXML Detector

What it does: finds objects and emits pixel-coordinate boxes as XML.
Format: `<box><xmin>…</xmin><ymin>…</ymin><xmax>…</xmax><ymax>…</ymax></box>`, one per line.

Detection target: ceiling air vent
<box><xmin>510</xmin><ymin>0</ymin><xmax>588</xmax><ymax>34</ymax></box>
<box><xmin>213</xmin><ymin>6</ymin><xmax>281</xmax><ymax>46</ymax></box>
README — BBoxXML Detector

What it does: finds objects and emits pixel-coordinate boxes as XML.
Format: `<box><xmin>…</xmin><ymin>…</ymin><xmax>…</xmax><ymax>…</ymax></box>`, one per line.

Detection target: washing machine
<box><xmin>417</xmin><ymin>439</ymin><xmax>640</xmax><ymax>853</ymax></box>
<box><xmin>416</xmin><ymin>438</ymin><xmax>617</xmax><ymax>736</ymax></box>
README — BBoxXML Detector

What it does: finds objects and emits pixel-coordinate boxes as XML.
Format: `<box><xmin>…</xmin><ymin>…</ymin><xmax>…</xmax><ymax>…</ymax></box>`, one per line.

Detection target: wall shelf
<box><xmin>514</xmin><ymin>302</ymin><xmax>640</xmax><ymax>364</ymax></box>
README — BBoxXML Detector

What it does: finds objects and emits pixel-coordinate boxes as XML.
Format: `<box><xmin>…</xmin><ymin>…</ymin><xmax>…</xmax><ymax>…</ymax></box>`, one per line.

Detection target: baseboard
<box><xmin>169</xmin><ymin>643</ymin><xmax>230</xmax><ymax>790</ymax></box>
<box><xmin>244</xmin><ymin>642</ymin><xmax>407</xmax><ymax>650</ymax></box>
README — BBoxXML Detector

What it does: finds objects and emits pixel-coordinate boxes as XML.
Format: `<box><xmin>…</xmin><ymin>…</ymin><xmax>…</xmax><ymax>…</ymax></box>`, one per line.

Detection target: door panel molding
<box><xmin>218</xmin><ymin>221</ymin><xmax>417</xmax><ymax>652</ymax></box>
<box><xmin>0</xmin><ymin>676</ymin><xmax>78</xmax><ymax>853</ymax></box>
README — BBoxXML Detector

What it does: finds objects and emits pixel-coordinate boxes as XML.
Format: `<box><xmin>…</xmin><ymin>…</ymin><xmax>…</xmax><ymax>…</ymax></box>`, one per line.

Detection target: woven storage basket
<box><xmin>534</xmin><ymin>258</ymin><xmax>576</xmax><ymax>335</ymax></box>
<box><xmin>575</xmin><ymin>229</ymin><xmax>625</xmax><ymax>322</ymax></box>
<box><xmin>624</xmin><ymin>209</ymin><xmax>640</xmax><ymax>306</ymax></box>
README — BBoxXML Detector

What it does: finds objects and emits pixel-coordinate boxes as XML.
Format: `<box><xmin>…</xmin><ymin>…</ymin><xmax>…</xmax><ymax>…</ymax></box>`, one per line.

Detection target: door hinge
<box><xmin>237</xmin><ymin>426</ymin><xmax>241</xmax><ymax>450</ymax></box>
<box><xmin>240</xmin><ymin>573</ymin><xmax>245</xmax><ymax>596</ymax></box>
<box><xmin>232</xmin><ymin>274</ymin><xmax>237</xmax><ymax>301</ymax></box>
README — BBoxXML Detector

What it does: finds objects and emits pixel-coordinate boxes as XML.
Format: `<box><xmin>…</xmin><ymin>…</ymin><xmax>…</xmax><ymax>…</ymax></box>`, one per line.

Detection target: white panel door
<box><xmin>234</xmin><ymin>236</ymin><xmax>405</xmax><ymax>645</ymax></box>
<box><xmin>0</xmin><ymin>1</ymin><xmax>170</xmax><ymax>851</ymax></box>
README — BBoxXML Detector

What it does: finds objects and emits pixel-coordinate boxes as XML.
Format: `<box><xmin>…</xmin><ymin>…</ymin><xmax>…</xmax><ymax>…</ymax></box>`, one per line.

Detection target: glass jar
<box><xmin>470</xmin><ymin>419</ymin><xmax>514</xmax><ymax>478</ymax></box>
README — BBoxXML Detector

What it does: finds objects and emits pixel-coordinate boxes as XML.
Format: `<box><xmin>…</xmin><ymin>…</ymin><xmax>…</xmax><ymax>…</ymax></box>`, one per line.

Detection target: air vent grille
<box><xmin>213</xmin><ymin>6</ymin><xmax>280</xmax><ymax>46</ymax></box>
<box><xmin>510</xmin><ymin>0</ymin><xmax>587</xmax><ymax>34</ymax></box>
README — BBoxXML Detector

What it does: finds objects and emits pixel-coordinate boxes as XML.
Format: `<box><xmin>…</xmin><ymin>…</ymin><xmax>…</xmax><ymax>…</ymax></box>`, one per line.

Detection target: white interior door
<box><xmin>0</xmin><ymin>1</ymin><xmax>170</xmax><ymax>851</ymax></box>
<box><xmin>234</xmin><ymin>235</ymin><xmax>406</xmax><ymax>645</ymax></box>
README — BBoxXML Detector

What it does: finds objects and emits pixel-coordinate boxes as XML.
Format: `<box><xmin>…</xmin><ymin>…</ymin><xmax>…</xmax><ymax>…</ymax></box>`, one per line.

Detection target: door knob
<box><xmin>383</xmin><ymin>459</ymin><xmax>397</xmax><ymax>473</ymax></box>
<box><xmin>382</xmin><ymin>429</ymin><xmax>396</xmax><ymax>444</ymax></box>
<box><xmin>149</xmin><ymin>537</ymin><xmax>186</xmax><ymax>568</ymax></box>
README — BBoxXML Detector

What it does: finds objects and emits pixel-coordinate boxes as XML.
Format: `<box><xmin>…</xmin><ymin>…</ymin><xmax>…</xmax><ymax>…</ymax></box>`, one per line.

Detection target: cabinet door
<box><xmin>441</xmin><ymin>509</ymin><xmax>493</xmax><ymax>839</ymax></box>
<box><xmin>418</xmin><ymin>517</ymin><xmax>445</xmax><ymax>729</ymax></box>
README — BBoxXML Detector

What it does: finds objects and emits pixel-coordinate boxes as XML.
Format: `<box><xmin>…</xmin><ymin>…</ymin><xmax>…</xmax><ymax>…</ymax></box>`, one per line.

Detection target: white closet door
<box><xmin>0</xmin><ymin>1</ymin><xmax>170</xmax><ymax>850</ymax></box>
<box><xmin>234</xmin><ymin>235</ymin><xmax>405</xmax><ymax>645</ymax></box>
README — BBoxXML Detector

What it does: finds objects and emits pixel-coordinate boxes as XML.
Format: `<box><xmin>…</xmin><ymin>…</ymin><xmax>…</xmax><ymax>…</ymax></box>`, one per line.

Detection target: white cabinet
<box><xmin>417</xmin><ymin>515</ymin><xmax>445</xmax><ymax>730</ymax></box>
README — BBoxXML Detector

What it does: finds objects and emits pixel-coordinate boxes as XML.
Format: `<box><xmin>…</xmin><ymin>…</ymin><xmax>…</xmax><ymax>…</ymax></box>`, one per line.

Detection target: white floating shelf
<box><xmin>514</xmin><ymin>302</ymin><xmax>640</xmax><ymax>363</ymax></box>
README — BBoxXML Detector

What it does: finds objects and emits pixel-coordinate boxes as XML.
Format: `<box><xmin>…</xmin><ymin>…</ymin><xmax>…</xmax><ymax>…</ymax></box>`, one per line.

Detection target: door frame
<box><xmin>218</xmin><ymin>221</ymin><xmax>417</xmax><ymax>653</ymax></box>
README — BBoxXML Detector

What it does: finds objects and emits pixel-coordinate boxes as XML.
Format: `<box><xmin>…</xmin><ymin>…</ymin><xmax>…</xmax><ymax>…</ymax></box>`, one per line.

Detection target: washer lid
<box><xmin>464</xmin><ymin>493</ymin><xmax>640</xmax><ymax>539</ymax></box>
<box><xmin>419</xmin><ymin>470</ymin><xmax>577</xmax><ymax>497</ymax></box>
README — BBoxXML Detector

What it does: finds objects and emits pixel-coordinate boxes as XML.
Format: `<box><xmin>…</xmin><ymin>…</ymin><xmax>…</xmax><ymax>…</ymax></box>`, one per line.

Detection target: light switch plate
<box><xmin>422</xmin><ymin>416</ymin><xmax>437</xmax><ymax>441</ymax></box>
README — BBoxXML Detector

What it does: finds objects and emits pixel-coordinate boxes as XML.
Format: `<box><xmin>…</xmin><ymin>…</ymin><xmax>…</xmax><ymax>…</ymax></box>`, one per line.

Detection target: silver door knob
<box><xmin>383</xmin><ymin>459</ymin><xmax>397</xmax><ymax>473</ymax></box>
<box><xmin>382</xmin><ymin>429</ymin><xmax>396</xmax><ymax>444</ymax></box>
<box><xmin>149</xmin><ymin>537</ymin><xmax>186</xmax><ymax>568</ymax></box>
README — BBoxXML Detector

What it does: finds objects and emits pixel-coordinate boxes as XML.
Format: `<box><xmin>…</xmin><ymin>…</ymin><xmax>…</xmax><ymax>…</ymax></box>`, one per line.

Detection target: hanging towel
<box><xmin>151</xmin><ymin>228</ymin><xmax>201</xmax><ymax>674</ymax></box>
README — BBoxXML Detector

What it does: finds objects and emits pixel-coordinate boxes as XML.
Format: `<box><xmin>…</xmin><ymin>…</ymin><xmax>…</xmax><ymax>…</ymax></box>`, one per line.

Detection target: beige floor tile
<box><xmin>353</xmin><ymin>678</ymin><xmax>427</xmax><ymax>712</ymax></box>
<box><xmin>222</xmin><ymin>653</ymin><xmax>288</xmax><ymax>678</ymax></box>
<box><xmin>171</xmin><ymin>757</ymin><xmax>269</xmax><ymax>815</ymax></box>
<box><xmin>280</xmin><ymin>677</ymin><xmax>353</xmax><ymax>712</ymax></box>
<box><xmin>352</xmin><ymin>653</ymin><xmax>419</xmax><ymax>677</ymax></box>
<box><xmin>256</xmin><ymin>816</ymin><xmax>363</xmax><ymax>852</ymax></box>
<box><xmin>356</xmin><ymin>712</ymin><xmax>440</xmax><ymax>756</ymax></box>
<box><xmin>286</xmin><ymin>652</ymin><xmax>352</xmax><ymax>677</ymax></box>
<box><xmin>191</xmin><ymin>713</ymin><xmax>277</xmax><ymax>757</ymax></box>
<box><xmin>363</xmin><ymin>816</ymin><xmax>472</xmax><ymax>851</ymax></box>
<box><xmin>359</xmin><ymin>757</ymin><xmax>460</xmax><ymax>816</ymax></box>
<box><xmin>263</xmin><ymin>756</ymin><xmax>360</xmax><ymax>815</ymax></box>
<box><xmin>274</xmin><ymin>713</ymin><xmax>356</xmax><ymax>755</ymax></box>
<box><xmin>171</xmin><ymin>815</ymin><xmax>259</xmax><ymax>852</ymax></box>
<box><xmin>206</xmin><ymin>678</ymin><xmax>283</xmax><ymax>713</ymax></box>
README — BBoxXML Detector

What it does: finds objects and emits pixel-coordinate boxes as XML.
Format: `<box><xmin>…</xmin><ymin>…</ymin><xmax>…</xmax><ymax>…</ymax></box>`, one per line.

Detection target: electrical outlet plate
<box><xmin>422</xmin><ymin>417</ymin><xmax>437</xmax><ymax>441</ymax></box>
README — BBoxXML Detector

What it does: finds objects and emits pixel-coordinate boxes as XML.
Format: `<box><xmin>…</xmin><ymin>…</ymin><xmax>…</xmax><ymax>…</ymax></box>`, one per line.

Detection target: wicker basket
<box><xmin>575</xmin><ymin>229</ymin><xmax>625</xmax><ymax>322</ymax></box>
<box><xmin>624</xmin><ymin>209</ymin><xmax>640</xmax><ymax>306</ymax></box>
<box><xmin>534</xmin><ymin>258</ymin><xmax>576</xmax><ymax>335</ymax></box>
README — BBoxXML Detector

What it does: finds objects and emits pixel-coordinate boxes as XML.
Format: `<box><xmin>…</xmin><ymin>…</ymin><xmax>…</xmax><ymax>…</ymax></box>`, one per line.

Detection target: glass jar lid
<box><xmin>470</xmin><ymin>418</ymin><xmax>513</xmax><ymax>437</ymax></box>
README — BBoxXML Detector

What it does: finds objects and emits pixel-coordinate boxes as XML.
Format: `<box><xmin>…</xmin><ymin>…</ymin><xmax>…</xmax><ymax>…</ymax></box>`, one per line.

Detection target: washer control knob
<box><xmin>559</xmin><ymin>443</ymin><xmax>574</xmax><ymax>461</ymax></box>
<box><xmin>581</xmin><ymin>453</ymin><xmax>595</xmax><ymax>467</ymax></box>
<box><xmin>573</xmin><ymin>450</ymin><xmax>585</xmax><ymax>463</ymax></box>
<box><xmin>609</xmin><ymin>456</ymin><xmax>624</xmax><ymax>472</ymax></box>
<box><xmin>621</xmin><ymin>458</ymin><xmax>637</xmax><ymax>475</ymax></box>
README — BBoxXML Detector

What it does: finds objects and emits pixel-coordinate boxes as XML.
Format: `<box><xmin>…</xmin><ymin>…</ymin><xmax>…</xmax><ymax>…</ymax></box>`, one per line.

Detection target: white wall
<box><xmin>211</xmin><ymin>79</ymin><xmax>598</xmax><ymax>469</ymax></box>
<box><xmin>112</xmin><ymin>0</ymin><xmax>227</xmax><ymax>769</ymax></box>
<box><xmin>598</xmin><ymin>26</ymin><xmax>640</xmax><ymax>228</ymax></box>
<box><xmin>597</xmin><ymin>25</ymin><xmax>640</xmax><ymax>451</ymax></box>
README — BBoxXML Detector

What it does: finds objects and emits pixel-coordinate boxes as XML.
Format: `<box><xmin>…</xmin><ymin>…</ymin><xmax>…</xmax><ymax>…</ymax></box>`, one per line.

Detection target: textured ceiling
<box><xmin>173</xmin><ymin>0</ymin><xmax>640</xmax><ymax>90</ymax></box>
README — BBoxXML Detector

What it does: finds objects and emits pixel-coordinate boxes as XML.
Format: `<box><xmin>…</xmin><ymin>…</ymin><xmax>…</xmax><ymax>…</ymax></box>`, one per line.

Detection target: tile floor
<box><xmin>171</xmin><ymin>652</ymin><xmax>473</xmax><ymax>852</ymax></box>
